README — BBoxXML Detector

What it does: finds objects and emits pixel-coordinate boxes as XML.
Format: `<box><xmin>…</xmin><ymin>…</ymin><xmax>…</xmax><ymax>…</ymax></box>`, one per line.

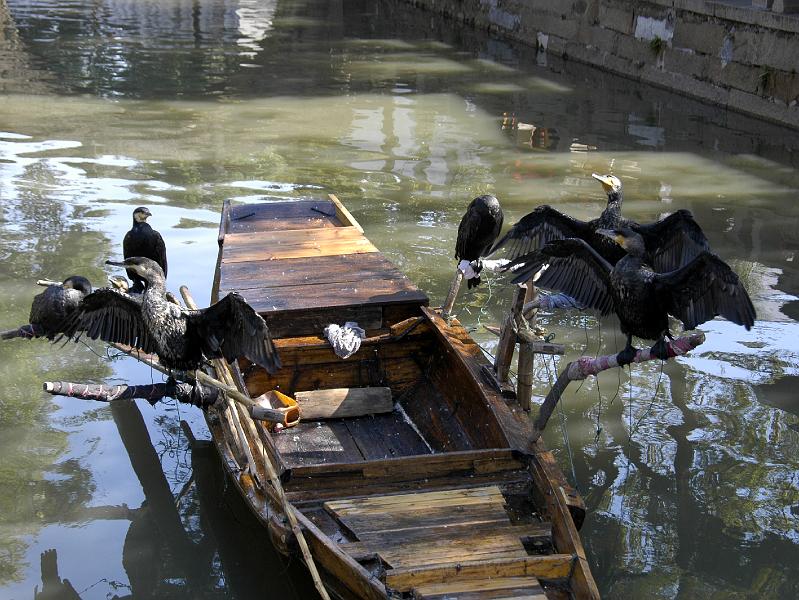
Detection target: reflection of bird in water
<box><xmin>124</xmin><ymin>207</ymin><xmax>168</xmax><ymax>293</ymax></box>
<box><xmin>505</xmin><ymin>228</ymin><xmax>755</xmax><ymax>365</ymax></box>
<box><xmin>490</xmin><ymin>174</ymin><xmax>711</xmax><ymax>273</ymax></box>
<box><xmin>1</xmin><ymin>276</ymin><xmax>92</xmax><ymax>340</ymax></box>
<box><xmin>455</xmin><ymin>194</ymin><xmax>504</xmax><ymax>288</ymax></box>
<box><xmin>34</xmin><ymin>549</ymin><xmax>81</xmax><ymax>600</ymax></box>
<box><xmin>60</xmin><ymin>257</ymin><xmax>280</xmax><ymax>373</ymax></box>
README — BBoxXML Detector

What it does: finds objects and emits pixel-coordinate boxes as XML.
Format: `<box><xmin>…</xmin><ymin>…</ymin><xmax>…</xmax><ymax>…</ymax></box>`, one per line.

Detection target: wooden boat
<box><xmin>208</xmin><ymin>195</ymin><xmax>600</xmax><ymax>600</ymax></box>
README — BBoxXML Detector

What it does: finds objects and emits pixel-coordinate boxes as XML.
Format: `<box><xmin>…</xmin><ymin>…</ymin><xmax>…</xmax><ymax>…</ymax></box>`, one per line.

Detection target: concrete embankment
<box><xmin>402</xmin><ymin>0</ymin><xmax>799</xmax><ymax>129</ymax></box>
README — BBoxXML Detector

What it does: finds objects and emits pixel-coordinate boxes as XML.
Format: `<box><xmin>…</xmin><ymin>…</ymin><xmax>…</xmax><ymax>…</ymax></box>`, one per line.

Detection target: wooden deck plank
<box><xmin>384</xmin><ymin>555</ymin><xmax>575</xmax><ymax>592</ymax></box>
<box><xmin>413</xmin><ymin>575</ymin><xmax>545</xmax><ymax>598</ymax></box>
<box><xmin>227</xmin><ymin>200</ymin><xmax>341</xmax><ymax>234</ymax></box>
<box><xmin>229</xmin><ymin>281</ymin><xmax>428</xmax><ymax>313</ymax></box>
<box><xmin>272</xmin><ymin>420</ymin><xmax>364</xmax><ymax>466</ymax></box>
<box><xmin>219</xmin><ymin>253</ymin><xmax>420</xmax><ymax>292</ymax></box>
<box><xmin>344</xmin><ymin>413</ymin><xmax>433</xmax><ymax>461</ymax></box>
<box><xmin>222</xmin><ymin>227</ymin><xmax>378</xmax><ymax>265</ymax></box>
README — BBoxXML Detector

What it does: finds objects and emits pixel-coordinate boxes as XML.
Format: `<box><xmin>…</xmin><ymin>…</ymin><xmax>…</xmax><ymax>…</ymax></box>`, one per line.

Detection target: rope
<box><xmin>324</xmin><ymin>321</ymin><xmax>365</xmax><ymax>359</ymax></box>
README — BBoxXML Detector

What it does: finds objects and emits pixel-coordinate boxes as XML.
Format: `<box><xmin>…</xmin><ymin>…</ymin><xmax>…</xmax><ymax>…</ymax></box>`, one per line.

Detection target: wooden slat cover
<box><xmin>415</xmin><ymin>576</ymin><xmax>547</xmax><ymax>599</ymax></box>
<box><xmin>216</xmin><ymin>198</ymin><xmax>428</xmax><ymax>336</ymax></box>
<box><xmin>325</xmin><ymin>487</ymin><xmax>551</xmax><ymax>570</ymax></box>
<box><xmin>219</xmin><ymin>252</ymin><xmax>420</xmax><ymax>292</ymax></box>
<box><xmin>222</xmin><ymin>227</ymin><xmax>378</xmax><ymax>263</ymax></box>
<box><xmin>227</xmin><ymin>200</ymin><xmax>341</xmax><ymax>234</ymax></box>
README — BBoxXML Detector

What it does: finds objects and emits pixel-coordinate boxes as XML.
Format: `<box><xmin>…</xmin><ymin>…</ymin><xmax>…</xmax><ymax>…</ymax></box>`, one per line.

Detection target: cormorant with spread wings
<box><xmin>504</xmin><ymin>228</ymin><xmax>755</xmax><ymax>365</ymax></box>
<box><xmin>59</xmin><ymin>257</ymin><xmax>280</xmax><ymax>374</ymax></box>
<box><xmin>490</xmin><ymin>174</ymin><xmax>711</xmax><ymax>273</ymax></box>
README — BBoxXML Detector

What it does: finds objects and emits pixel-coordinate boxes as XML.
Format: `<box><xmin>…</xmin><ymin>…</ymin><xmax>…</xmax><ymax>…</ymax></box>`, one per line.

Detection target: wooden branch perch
<box><xmin>1</xmin><ymin>323</ymin><xmax>42</xmax><ymax>340</ymax></box>
<box><xmin>531</xmin><ymin>332</ymin><xmax>705</xmax><ymax>442</ymax></box>
<box><xmin>42</xmin><ymin>379</ymin><xmax>218</xmax><ymax>407</ymax></box>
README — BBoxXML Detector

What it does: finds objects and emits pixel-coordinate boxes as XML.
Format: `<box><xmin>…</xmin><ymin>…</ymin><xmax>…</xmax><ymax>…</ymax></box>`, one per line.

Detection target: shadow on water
<box><xmin>31</xmin><ymin>399</ymin><xmax>317</xmax><ymax>600</ymax></box>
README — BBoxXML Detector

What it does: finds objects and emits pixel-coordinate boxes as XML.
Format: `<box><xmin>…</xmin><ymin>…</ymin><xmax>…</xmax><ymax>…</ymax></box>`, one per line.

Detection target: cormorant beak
<box><xmin>105</xmin><ymin>260</ymin><xmax>127</xmax><ymax>268</ymax></box>
<box><xmin>596</xmin><ymin>228</ymin><xmax>625</xmax><ymax>247</ymax></box>
<box><xmin>591</xmin><ymin>173</ymin><xmax>620</xmax><ymax>194</ymax></box>
<box><xmin>143</xmin><ymin>208</ymin><xmax>152</xmax><ymax>217</ymax></box>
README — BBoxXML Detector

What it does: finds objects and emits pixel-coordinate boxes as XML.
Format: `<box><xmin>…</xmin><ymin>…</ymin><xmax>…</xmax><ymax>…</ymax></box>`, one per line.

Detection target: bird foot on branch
<box><xmin>616</xmin><ymin>346</ymin><xmax>638</xmax><ymax>367</ymax></box>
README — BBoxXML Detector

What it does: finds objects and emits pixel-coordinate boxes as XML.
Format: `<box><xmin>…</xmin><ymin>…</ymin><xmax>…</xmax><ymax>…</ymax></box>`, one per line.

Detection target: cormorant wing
<box><xmin>654</xmin><ymin>252</ymin><xmax>756</xmax><ymax>331</ymax></box>
<box><xmin>488</xmin><ymin>205</ymin><xmax>593</xmax><ymax>259</ymax></box>
<box><xmin>188</xmin><ymin>292</ymin><xmax>281</xmax><ymax>374</ymax></box>
<box><xmin>153</xmin><ymin>229</ymin><xmax>168</xmax><ymax>277</ymax></box>
<box><xmin>632</xmin><ymin>209</ymin><xmax>710</xmax><ymax>272</ymax></box>
<box><xmin>455</xmin><ymin>204</ymin><xmax>485</xmax><ymax>260</ymax></box>
<box><xmin>57</xmin><ymin>289</ymin><xmax>156</xmax><ymax>353</ymax></box>
<box><xmin>503</xmin><ymin>238</ymin><xmax>615</xmax><ymax>315</ymax></box>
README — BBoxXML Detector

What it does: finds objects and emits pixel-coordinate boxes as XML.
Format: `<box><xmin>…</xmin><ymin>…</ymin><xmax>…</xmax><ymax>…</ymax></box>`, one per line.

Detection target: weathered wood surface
<box><xmin>384</xmin><ymin>554</ymin><xmax>574</xmax><ymax>592</ymax></box>
<box><xmin>227</xmin><ymin>200</ymin><xmax>342</xmax><ymax>234</ymax></box>
<box><xmin>295</xmin><ymin>387</ymin><xmax>393</xmax><ymax>420</ymax></box>
<box><xmin>412</xmin><ymin>576</ymin><xmax>546</xmax><ymax>600</ymax></box>
<box><xmin>326</xmin><ymin>486</ymin><xmax>551</xmax><ymax>575</ymax></box>
<box><xmin>216</xmin><ymin>197</ymin><xmax>428</xmax><ymax>337</ymax></box>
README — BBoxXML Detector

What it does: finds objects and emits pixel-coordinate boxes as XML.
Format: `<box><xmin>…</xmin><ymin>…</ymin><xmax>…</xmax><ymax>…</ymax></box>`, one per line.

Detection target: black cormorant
<box><xmin>123</xmin><ymin>207</ymin><xmax>168</xmax><ymax>293</ymax></box>
<box><xmin>490</xmin><ymin>174</ymin><xmax>710</xmax><ymax>273</ymax></box>
<box><xmin>504</xmin><ymin>228</ymin><xmax>755</xmax><ymax>365</ymax></box>
<box><xmin>59</xmin><ymin>257</ymin><xmax>280</xmax><ymax>374</ymax></box>
<box><xmin>2</xmin><ymin>276</ymin><xmax>93</xmax><ymax>340</ymax></box>
<box><xmin>455</xmin><ymin>194</ymin><xmax>504</xmax><ymax>288</ymax></box>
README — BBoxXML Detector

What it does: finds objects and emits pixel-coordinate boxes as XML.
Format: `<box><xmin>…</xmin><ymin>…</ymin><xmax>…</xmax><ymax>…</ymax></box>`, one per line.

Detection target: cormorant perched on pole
<box><xmin>124</xmin><ymin>207</ymin><xmax>168</xmax><ymax>293</ymax></box>
<box><xmin>504</xmin><ymin>228</ymin><xmax>755</xmax><ymax>365</ymax></box>
<box><xmin>441</xmin><ymin>195</ymin><xmax>504</xmax><ymax>318</ymax></box>
<box><xmin>59</xmin><ymin>257</ymin><xmax>280</xmax><ymax>374</ymax></box>
<box><xmin>490</xmin><ymin>174</ymin><xmax>711</xmax><ymax>273</ymax></box>
<box><xmin>1</xmin><ymin>276</ymin><xmax>92</xmax><ymax>340</ymax></box>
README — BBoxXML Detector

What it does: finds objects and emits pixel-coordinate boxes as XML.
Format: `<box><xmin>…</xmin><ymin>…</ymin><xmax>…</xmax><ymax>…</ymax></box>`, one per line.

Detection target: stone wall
<box><xmin>402</xmin><ymin>0</ymin><xmax>799</xmax><ymax>129</ymax></box>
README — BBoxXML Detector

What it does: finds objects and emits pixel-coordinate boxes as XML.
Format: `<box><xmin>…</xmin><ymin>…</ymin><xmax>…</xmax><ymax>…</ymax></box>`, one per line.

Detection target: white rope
<box><xmin>323</xmin><ymin>321</ymin><xmax>365</xmax><ymax>359</ymax></box>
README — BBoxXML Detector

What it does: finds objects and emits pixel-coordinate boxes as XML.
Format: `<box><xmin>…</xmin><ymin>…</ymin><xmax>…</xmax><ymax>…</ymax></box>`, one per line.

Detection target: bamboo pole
<box><xmin>1</xmin><ymin>324</ymin><xmax>40</xmax><ymax>339</ymax></box>
<box><xmin>178</xmin><ymin>286</ymin><xmax>331</xmax><ymax>600</ymax></box>
<box><xmin>531</xmin><ymin>332</ymin><xmax>706</xmax><ymax>441</ymax></box>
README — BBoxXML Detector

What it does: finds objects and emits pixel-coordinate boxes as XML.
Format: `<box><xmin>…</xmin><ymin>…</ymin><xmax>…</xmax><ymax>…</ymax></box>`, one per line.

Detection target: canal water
<box><xmin>1</xmin><ymin>0</ymin><xmax>797</xmax><ymax>597</ymax></box>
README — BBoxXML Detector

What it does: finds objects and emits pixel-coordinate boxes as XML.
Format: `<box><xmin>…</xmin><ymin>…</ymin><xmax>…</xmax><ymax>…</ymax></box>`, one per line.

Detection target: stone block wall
<box><xmin>402</xmin><ymin>0</ymin><xmax>799</xmax><ymax>129</ymax></box>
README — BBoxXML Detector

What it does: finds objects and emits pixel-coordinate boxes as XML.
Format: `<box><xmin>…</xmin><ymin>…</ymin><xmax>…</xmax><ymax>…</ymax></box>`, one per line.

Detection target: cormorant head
<box><xmin>132</xmin><ymin>206</ymin><xmax>152</xmax><ymax>223</ymax></box>
<box><xmin>106</xmin><ymin>257</ymin><xmax>165</xmax><ymax>283</ymax></box>
<box><xmin>596</xmin><ymin>227</ymin><xmax>645</xmax><ymax>255</ymax></box>
<box><xmin>62</xmin><ymin>275</ymin><xmax>92</xmax><ymax>295</ymax></box>
<box><xmin>591</xmin><ymin>173</ymin><xmax>622</xmax><ymax>195</ymax></box>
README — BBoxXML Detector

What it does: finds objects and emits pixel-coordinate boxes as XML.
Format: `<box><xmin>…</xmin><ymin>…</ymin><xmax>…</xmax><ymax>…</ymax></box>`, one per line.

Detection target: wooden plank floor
<box><xmin>217</xmin><ymin>197</ymin><xmax>428</xmax><ymax>336</ymax></box>
<box><xmin>325</xmin><ymin>487</ymin><xmax>553</xmax><ymax>599</ymax></box>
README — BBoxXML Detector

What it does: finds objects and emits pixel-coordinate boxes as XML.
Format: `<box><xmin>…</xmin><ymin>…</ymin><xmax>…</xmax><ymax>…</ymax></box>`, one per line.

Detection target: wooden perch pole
<box><xmin>109</xmin><ymin>343</ymin><xmax>293</xmax><ymax>424</ymax></box>
<box><xmin>1</xmin><ymin>323</ymin><xmax>41</xmax><ymax>340</ymax></box>
<box><xmin>178</xmin><ymin>286</ymin><xmax>331</xmax><ymax>600</ymax></box>
<box><xmin>42</xmin><ymin>380</ymin><xmax>217</xmax><ymax>406</ymax></box>
<box><xmin>440</xmin><ymin>267</ymin><xmax>464</xmax><ymax>320</ymax></box>
<box><xmin>531</xmin><ymin>332</ymin><xmax>706</xmax><ymax>442</ymax></box>
<box><xmin>494</xmin><ymin>284</ymin><xmax>527</xmax><ymax>384</ymax></box>
<box><xmin>516</xmin><ymin>280</ymin><xmax>538</xmax><ymax>411</ymax></box>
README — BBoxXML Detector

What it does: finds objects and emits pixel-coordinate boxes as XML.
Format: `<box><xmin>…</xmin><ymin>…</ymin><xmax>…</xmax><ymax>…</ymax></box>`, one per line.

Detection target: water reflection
<box><xmin>0</xmin><ymin>0</ymin><xmax>797</xmax><ymax>598</ymax></box>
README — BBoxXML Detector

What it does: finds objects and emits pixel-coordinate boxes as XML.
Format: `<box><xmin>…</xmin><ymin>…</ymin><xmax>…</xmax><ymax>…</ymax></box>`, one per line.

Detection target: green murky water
<box><xmin>1</xmin><ymin>0</ymin><xmax>798</xmax><ymax>597</ymax></box>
